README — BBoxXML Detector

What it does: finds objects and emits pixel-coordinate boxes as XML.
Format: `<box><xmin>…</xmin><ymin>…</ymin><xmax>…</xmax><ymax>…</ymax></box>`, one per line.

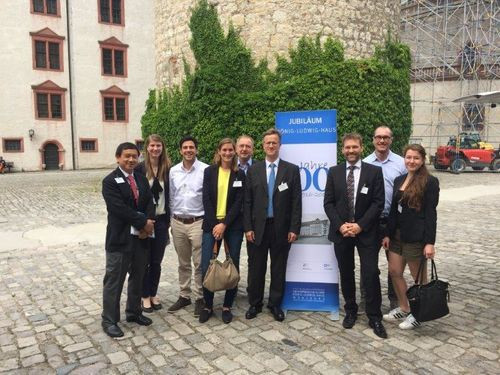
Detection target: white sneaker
<box><xmin>399</xmin><ymin>314</ymin><xmax>421</xmax><ymax>330</ymax></box>
<box><xmin>383</xmin><ymin>307</ymin><xmax>410</xmax><ymax>321</ymax></box>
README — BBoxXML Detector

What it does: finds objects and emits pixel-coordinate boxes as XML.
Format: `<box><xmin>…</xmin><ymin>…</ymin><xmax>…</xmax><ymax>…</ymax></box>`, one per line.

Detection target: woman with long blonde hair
<box><xmin>382</xmin><ymin>144</ymin><xmax>440</xmax><ymax>330</ymax></box>
<box><xmin>135</xmin><ymin>134</ymin><xmax>172</xmax><ymax>312</ymax></box>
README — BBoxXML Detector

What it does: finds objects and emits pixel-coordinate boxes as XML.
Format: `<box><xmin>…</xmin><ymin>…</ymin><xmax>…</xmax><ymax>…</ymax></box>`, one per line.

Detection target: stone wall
<box><xmin>155</xmin><ymin>0</ymin><xmax>400</xmax><ymax>88</ymax></box>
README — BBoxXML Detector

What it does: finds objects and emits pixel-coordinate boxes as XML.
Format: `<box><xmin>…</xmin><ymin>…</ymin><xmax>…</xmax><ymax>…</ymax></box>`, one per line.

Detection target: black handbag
<box><xmin>406</xmin><ymin>258</ymin><xmax>450</xmax><ymax>322</ymax></box>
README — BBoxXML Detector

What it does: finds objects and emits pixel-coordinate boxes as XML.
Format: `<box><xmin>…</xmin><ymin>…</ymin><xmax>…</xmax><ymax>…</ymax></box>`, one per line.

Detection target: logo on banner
<box><xmin>299</xmin><ymin>161</ymin><xmax>329</xmax><ymax>196</ymax></box>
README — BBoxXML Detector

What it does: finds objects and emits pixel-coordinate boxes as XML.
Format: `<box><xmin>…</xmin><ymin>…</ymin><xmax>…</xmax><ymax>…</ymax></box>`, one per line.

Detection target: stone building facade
<box><xmin>155</xmin><ymin>0</ymin><xmax>401</xmax><ymax>88</ymax></box>
<box><xmin>0</xmin><ymin>0</ymin><xmax>154</xmax><ymax>172</ymax></box>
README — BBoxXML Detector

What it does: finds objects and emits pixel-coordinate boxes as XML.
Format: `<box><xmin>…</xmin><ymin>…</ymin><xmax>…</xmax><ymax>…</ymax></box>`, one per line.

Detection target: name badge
<box><xmin>115</xmin><ymin>177</ymin><xmax>125</xmax><ymax>184</ymax></box>
<box><xmin>233</xmin><ymin>180</ymin><xmax>242</xmax><ymax>188</ymax></box>
<box><xmin>360</xmin><ymin>186</ymin><xmax>368</xmax><ymax>194</ymax></box>
<box><xmin>278</xmin><ymin>182</ymin><xmax>288</xmax><ymax>192</ymax></box>
<box><xmin>398</xmin><ymin>204</ymin><xmax>403</xmax><ymax>213</ymax></box>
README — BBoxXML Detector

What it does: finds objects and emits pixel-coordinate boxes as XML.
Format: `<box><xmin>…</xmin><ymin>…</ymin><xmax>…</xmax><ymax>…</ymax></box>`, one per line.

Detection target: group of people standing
<box><xmin>100</xmin><ymin>125</ymin><xmax>439</xmax><ymax>340</ymax></box>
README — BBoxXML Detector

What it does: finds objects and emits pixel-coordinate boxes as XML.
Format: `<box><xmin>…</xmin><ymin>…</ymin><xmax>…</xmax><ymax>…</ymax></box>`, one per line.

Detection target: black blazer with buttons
<box><xmin>386</xmin><ymin>174</ymin><xmax>440</xmax><ymax>245</ymax></box>
<box><xmin>102</xmin><ymin>167</ymin><xmax>155</xmax><ymax>252</ymax></box>
<box><xmin>243</xmin><ymin>159</ymin><xmax>302</xmax><ymax>246</ymax></box>
<box><xmin>323</xmin><ymin>161</ymin><xmax>385</xmax><ymax>246</ymax></box>
<box><xmin>202</xmin><ymin>164</ymin><xmax>246</xmax><ymax>232</ymax></box>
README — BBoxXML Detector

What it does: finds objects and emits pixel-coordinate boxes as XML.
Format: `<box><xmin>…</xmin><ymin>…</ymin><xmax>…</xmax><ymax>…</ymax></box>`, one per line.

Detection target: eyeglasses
<box><xmin>374</xmin><ymin>136</ymin><xmax>392</xmax><ymax>141</ymax></box>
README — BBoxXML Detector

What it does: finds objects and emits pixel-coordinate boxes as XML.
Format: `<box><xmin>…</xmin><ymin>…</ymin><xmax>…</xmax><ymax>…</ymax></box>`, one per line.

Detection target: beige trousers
<box><xmin>171</xmin><ymin>218</ymin><xmax>203</xmax><ymax>300</ymax></box>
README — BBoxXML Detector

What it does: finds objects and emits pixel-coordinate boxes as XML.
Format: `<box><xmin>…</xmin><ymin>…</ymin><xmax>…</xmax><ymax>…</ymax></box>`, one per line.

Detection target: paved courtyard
<box><xmin>0</xmin><ymin>169</ymin><xmax>499</xmax><ymax>374</ymax></box>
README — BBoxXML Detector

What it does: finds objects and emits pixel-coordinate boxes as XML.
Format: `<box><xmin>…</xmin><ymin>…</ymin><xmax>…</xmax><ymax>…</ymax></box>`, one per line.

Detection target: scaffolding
<box><xmin>400</xmin><ymin>0</ymin><xmax>500</xmax><ymax>153</ymax></box>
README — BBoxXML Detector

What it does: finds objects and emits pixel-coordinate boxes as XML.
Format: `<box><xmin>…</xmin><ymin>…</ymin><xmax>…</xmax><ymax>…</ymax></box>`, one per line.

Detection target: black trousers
<box><xmin>334</xmin><ymin>237</ymin><xmax>382</xmax><ymax>322</ymax></box>
<box><xmin>102</xmin><ymin>237</ymin><xmax>148</xmax><ymax>328</ymax></box>
<box><xmin>247</xmin><ymin>219</ymin><xmax>291</xmax><ymax>307</ymax></box>
<box><xmin>142</xmin><ymin>217</ymin><xmax>169</xmax><ymax>298</ymax></box>
<box><xmin>360</xmin><ymin>219</ymin><xmax>396</xmax><ymax>302</ymax></box>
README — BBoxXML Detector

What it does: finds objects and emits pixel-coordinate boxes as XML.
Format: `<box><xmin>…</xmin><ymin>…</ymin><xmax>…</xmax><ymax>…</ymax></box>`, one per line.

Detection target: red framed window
<box><xmin>32</xmin><ymin>80</ymin><xmax>67</xmax><ymax>120</ymax></box>
<box><xmin>98</xmin><ymin>0</ymin><xmax>124</xmax><ymax>25</ymax></box>
<box><xmin>2</xmin><ymin>138</ymin><xmax>24</xmax><ymax>153</ymax></box>
<box><xmin>80</xmin><ymin>138</ymin><xmax>98</xmax><ymax>152</ymax></box>
<box><xmin>30</xmin><ymin>28</ymin><xmax>65</xmax><ymax>71</ymax></box>
<box><xmin>100</xmin><ymin>86</ymin><xmax>129</xmax><ymax>122</ymax></box>
<box><xmin>99</xmin><ymin>37</ymin><xmax>128</xmax><ymax>77</ymax></box>
<box><xmin>31</xmin><ymin>0</ymin><xmax>60</xmax><ymax>16</ymax></box>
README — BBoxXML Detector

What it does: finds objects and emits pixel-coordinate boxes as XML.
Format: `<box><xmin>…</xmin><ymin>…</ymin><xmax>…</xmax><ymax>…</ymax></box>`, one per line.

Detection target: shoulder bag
<box><xmin>203</xmin><ymin>240</ymin><xmax>240</xmax><ymax>292</ymax></box>
<box><xmin>406</xmin><ymin>258</ymin><xmax>450</xmax><ymax>322</ymax></box>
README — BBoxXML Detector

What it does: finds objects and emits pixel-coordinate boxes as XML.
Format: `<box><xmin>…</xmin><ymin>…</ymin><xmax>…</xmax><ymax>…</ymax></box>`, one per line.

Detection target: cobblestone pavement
<box><xmin>0</xmin><ymin>169</ymin><xmax>499</xmax><ymax>374</ymax></box>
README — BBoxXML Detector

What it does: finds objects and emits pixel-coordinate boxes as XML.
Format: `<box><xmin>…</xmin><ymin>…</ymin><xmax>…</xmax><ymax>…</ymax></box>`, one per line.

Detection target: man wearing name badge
<box><xmin>323</xmin><ymin>133</ymin><xmax>387</xmax><ymax>338</ymax></box>
<box><xmin>101</xmin><ymin>142</ymin><xmax>155</xmax><ymax>338</ymax></box>
<box><xmin>236</xmin><ymin>135</ymin><xmax>255</xmax><ymax>175</ymax></box>
<box><xmin>362</xmin><ymin>126</ymin><xmax>406</xmax><ymax>311</ymax></box>
<box><xmin>168</xmin><ymin>136</ymin><xmax>208</xmax><ymax>317</ymax></box>
<box><xmin>244</xmin><ymin>128</ymin><xmax>302</xmax><ymax>322</ymax></box>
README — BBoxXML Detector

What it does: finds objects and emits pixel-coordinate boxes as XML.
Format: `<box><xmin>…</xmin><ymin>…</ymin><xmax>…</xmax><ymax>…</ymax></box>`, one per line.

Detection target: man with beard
<box><xmin>323</xmin><ymin>133</ymin><xmax>387</xmax><ymax>338</ymax></box>
<box><xmin>168</xmin><ymin>136</ymin><xmax>208</xmax><ymax>317</ymax></box>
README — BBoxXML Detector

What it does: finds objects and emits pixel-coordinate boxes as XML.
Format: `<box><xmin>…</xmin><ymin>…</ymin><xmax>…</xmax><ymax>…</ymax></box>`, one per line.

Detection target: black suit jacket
<box><xmin>102</xmin><ymin>167</ymin><xmax>155</xmax><ymax>252</ymax></box>
<box><xmin>323</xmin><ymin>161</ymin><xmax>384</xmax><ymax>246</ymax></box>
<box><xmin>134</xmin><ymin>162</ymin><xmax>170</xmax><ymax>224</ymax></box>
<box><xmin>202</xmin><ymin>165</ymin><xmax>246</xmax><ymax>232</ymax></box>
<box><xmin>243</xmin><ymin>159</ymin><xmax>302</xmax><ymax>246</ymax></box>
<box><xmin>387</xmin><ymin>174</ymin><xmax>439</xmax><ymax>245</ymax></box>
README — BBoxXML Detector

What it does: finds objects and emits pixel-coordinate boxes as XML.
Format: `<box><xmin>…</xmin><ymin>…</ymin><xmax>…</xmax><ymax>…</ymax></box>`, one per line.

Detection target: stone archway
<box><xmin>40</xmin><ymin>140</ymin><xmax>65</xmax><ymax>170</ymax></box>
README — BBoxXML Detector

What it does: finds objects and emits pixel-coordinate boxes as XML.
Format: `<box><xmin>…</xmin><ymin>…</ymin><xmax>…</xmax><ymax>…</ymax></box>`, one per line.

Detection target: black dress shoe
<box><xmin>152</xmin><ymin>302</ymin><xmax>162</xmax><ymax>311</ymax></box>
<box><xmin>245</xmin><ymin>305</ymin><xmax>262</xmax><ymax>320</ymax></box>
<box><xmin>103</xmin><ymin>324</ymin><xmax>124</xmax><ymax>338</ymax></box>
<box><xmin>268</xmin><ymin>306</ymin><xmax>285</xmax><ymax>322</ymax></box>
<box><xmin>199</xmin><ymin>308</ymin><xmax>213</xmax><ymax>323</ymax></box>
<box><xmin>369</xmin><ymin>320</ymin><xmax>388</xmax><ymax>339</ymax></box>
<box><xmin>342</xmin><ymin>313</ymin><xmax>357</xmax><ymax>329</ymax></box>
<box><xmin>141</xmin><ymin>300</ymin><xmax>154</xmax><ymax>314</ymax></box>
<box><xmin>221</xmin><ymin>309</ymin><xmax>233</xmax><ymax>324</ymax></box>
<box><xmin>126</xmin><ymin>314</ymin><xmax>153</xmax><ymax>326</ymax></box>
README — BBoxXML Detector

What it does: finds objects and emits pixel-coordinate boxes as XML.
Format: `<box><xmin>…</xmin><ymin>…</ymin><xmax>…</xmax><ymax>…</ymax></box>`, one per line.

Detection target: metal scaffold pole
<box><xmin>400</xmin><ymin>0</ymin><xmax>500</xmax><ymax>155</ymax></box>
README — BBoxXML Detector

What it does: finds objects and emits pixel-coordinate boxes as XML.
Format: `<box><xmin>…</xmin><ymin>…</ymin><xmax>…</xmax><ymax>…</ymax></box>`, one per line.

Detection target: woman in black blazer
<box><xmin>199</xmin><ymin>138</ymin><xmax>245</xmax><ymax>324</ymax></box>
<box><xmin>135</xmin><ymin>134</ymin><xmax>171</xmax><ymax>313</ymax></box>
<box><xmin>382</xmin><ymin>144</ymin><xmax>440</xmax><ymax>330</ymax></box>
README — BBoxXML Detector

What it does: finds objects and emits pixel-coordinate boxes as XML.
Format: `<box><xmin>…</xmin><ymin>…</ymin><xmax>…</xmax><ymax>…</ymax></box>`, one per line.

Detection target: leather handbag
<box><xmin>203</xmin><ymin>240</ymin><xmax>240</xmax><ymax>292</ymax></box>
<box><xmin>406</xmin><ymin>258</ymin><xmax>450</xmax><ymax>322</ymax></box>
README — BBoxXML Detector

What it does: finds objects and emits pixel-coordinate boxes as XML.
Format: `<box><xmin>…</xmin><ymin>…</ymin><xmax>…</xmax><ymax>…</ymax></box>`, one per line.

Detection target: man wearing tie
<box><xmin>323</xmin><ymin>133</ymin><xmax>387</xmax><ymax>338</ymax></box>
<box><xmin>236</xmin><ymin>135</ymin><xmax>254</xmax><ymax>175</ymax></box>
<box><xmin>244</xmin><ymin>128</ymin><xmax>302</xmax><ymax>321</ymax></box>
<box><xmin>101</xmin><ymin>142</ymin><xmax>155</xmax><ymax>338</ymax></box>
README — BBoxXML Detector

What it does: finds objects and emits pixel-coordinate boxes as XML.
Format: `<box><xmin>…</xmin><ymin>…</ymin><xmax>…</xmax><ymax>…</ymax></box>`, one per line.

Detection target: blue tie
<box><xmin>267</xmin><ymin>163</ymin><xmax>276</xmax><ymax>218</ymax></box>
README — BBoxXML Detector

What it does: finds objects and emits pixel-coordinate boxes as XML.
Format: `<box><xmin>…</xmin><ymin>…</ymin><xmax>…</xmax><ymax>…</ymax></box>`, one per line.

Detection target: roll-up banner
<box><xmin>276</xmin><ymin>109</ymin><xmax>339</xmax><ymax>320</ymax></box>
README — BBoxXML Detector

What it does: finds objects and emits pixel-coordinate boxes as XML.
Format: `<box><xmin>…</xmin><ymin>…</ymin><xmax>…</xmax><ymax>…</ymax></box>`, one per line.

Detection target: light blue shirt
<box><xmin>363</xmin><ymin>150</ymin><xmax>406</xmax><ymax>217</ymax></box>
<box><xmin>265</xmin><ymin>158</ymin><xmax>280</xmax><ymax>183</ymax></box>
<box><xmin>238</xmin><ymin>158</ymin><xmax>253</xmax><ymax>175</ymax></box>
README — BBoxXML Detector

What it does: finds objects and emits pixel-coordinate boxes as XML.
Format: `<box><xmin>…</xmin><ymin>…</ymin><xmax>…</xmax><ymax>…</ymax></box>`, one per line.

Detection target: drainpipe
<box><xmin>65</xmin><ymin>0</ymin><xmax>76</xmax><ymax>170</ymax></box>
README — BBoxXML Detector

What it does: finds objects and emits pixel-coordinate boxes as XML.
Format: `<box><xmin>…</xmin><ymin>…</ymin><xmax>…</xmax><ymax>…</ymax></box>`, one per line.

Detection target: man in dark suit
<box><xmin>244</xmin><ymin>128</ymin><xmax>302</xmax><ymax>321</ymax></box>
<box><xmin>101</xmin><ymin>142</ymin><xmax>155</xmax><ymax>338</ymax></box>
<box><xmin>323</xmin><ymin>133</ymin><xmax>387</xmax><ymax>338</ymax></box>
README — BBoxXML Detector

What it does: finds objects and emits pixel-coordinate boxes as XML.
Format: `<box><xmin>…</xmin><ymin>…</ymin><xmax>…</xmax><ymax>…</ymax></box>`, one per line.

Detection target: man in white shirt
<box><xmin>362</xmin><ymin>126</ymin><xmax>406</xmax><ymax>310</ymax></box>
<box><xmin>168</xmin><ymin>136</ymin><xmax>208</xmax><ymax>317</ymax></box>
<box><xmin>236</xmin><ymin>135</ymin><xmax>254</xmax><ymax>175</ymax></box>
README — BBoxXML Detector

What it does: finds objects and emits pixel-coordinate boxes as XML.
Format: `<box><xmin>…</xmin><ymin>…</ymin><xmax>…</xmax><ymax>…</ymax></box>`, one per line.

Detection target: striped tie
<box><xmin>347</xmin><ymin>166</ymin><xmax>355</xmax><ymax>222</ymax></box>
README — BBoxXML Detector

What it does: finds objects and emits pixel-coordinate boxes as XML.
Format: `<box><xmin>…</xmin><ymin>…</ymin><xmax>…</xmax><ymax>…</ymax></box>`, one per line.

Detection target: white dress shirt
<box><xmin>265</xmin><ymin>158</ymin><xmax>280</xmax><ymax>183</ymax></box>
<box><xmin>169</xmin><ymin>159</ymin><xmax>208</xmax><ymax>217</ymax></box>
<box><xmin>345</xmin><ymin>159</ymin><xmax>362</xmax><ymax>206</ymax></box>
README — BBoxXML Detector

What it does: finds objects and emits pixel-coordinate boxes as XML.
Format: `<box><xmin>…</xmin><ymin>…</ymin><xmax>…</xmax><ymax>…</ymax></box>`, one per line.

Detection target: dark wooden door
<box><xmin>44</xmin><ymin>143</ymin><xmax>59</xmax><ymax>170</ymax></box>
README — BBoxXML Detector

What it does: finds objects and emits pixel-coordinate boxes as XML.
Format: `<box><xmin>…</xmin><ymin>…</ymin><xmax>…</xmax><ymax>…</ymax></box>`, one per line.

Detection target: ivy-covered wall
<box><xmin>142</xmin><ymin>0</ymin><xmax>412</xmax><ymax>163</ymax></box>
